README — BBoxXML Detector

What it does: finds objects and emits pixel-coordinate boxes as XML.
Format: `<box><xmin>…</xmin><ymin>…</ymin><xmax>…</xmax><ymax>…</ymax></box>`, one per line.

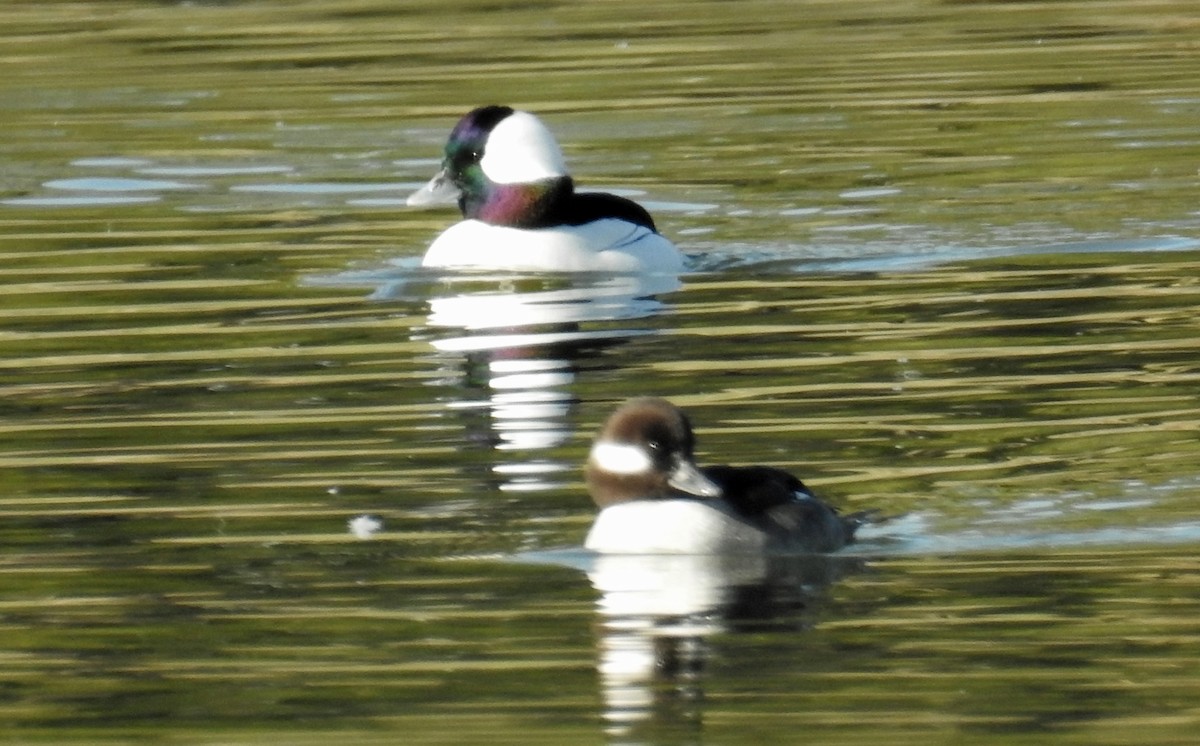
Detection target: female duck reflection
<box><xmin>522</xmin><ymin>546</ymin><xmax>861</xmax><ymax>740</ymax></box>
<box><xmin>590</xmin><ymin>552</ymin><xmax>860</xmax><ymax>740</ymax></box>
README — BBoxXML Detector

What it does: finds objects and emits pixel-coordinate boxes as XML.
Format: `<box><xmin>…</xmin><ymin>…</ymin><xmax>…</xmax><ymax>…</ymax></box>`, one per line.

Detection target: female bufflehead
<box><xmin>407</xmin><ymin>106</ymin><xmax>682</xmax><ymax>273</ymax></box>
<box><xmin>584</xmin><ymin>398</ymin><xmax>860</xmax><ymax>554</ymax></box>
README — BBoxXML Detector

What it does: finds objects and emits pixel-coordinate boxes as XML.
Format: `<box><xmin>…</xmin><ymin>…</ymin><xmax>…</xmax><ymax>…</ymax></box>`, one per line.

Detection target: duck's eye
<box><xmin>646</xmin><ymin>439</ymin><xmax>662</xmax><ymax>452</ymax></box>
<box><xmin>448</xmin><ymin>148</ymin><xmax>483</xmax><ymax>171</ymax></box>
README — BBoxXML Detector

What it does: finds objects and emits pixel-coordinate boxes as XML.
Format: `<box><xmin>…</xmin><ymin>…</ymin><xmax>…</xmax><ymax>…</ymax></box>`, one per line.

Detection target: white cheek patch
<box><xmin>480</xmin><ymin>111</ymin><xmax>568</xmax><ymax>184</ymax></box>
<box><xmin>590</xmin><ymin>441</ymin><xmax>655</xmax><ymax>475</ymax></box>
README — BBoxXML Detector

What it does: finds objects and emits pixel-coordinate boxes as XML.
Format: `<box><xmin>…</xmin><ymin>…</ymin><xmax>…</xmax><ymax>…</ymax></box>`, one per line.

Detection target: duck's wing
<box><xmin>567</xmin><ymin>192</ymin><xmax>657</xmax><ymax>230</ymax></box>
<box><xmin>704</xmin><ymin>465</ymin><xmax>856</xmax><ymax>552</ymax></box>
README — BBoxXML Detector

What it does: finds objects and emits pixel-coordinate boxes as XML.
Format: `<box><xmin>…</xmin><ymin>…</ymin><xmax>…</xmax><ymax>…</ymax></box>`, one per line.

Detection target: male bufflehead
<box><xmin>407</xmin><ymin>106</ymin><xmax>682</xmax><ymax>273</ymax></box>
<box><xmin>584</xmin><ymin>398</ymin><xmax>860</xmax><ymax>554</ymax></box>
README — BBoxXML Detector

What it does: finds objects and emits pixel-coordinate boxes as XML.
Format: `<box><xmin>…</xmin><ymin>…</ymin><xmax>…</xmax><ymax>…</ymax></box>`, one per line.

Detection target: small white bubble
<box><xmin>348</xmin><ymin>514</ymin><xmax>383</xmax><ymax>539</ymax></box>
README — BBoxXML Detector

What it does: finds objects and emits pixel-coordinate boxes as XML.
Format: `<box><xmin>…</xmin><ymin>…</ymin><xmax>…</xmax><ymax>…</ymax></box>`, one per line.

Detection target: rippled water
<box><xmin>3</xmin><ymin>0</ymin><xmax>1200</xmax><ymax>743</ymax></box>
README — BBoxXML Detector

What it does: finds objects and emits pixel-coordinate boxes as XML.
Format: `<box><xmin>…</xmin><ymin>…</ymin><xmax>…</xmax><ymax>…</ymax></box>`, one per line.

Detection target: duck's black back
<box><xmin>703</xmin><ymin>465</ymin><xmax>857</xmax><ymax>552</ymax></box>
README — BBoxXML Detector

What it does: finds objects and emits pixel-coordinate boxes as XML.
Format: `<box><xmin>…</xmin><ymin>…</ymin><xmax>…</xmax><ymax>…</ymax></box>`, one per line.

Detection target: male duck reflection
<box><xmin>407</xmin><ymin>105</ymin><xmax>682</xmax><ymax>273</ymax></box>
<box><xmin>585</xmin><ymin>398</ymin><xmax>862</xmax><ymax>554</ymax></box>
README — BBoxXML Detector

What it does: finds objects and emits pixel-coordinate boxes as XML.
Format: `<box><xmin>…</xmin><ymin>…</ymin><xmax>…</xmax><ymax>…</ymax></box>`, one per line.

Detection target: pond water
<box><xmin>3</xmin><ymin>0</ymin><xmax>1200</xmax><ymax>743</ymax></box>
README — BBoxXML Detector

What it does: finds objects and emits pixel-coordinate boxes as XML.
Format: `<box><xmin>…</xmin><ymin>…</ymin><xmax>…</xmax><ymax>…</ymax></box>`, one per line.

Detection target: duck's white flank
<box><xmin>585</xmin><ymin>500</ymin><xmax>770</xmax><ymax>555</ymax></box>
<box><xmin>420</xmin><ymin>218</ymin><xmax>682</xmax><ymax>273</ymax></box>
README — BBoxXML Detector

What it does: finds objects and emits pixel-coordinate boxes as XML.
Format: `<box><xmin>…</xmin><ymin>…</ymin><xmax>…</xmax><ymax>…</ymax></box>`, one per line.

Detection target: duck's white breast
<box><xmin>585</xmin><ymin>499</ymin><xmax>769</xmax><ymax>555</ymax></box>
<box><xmin>421</xmin><ymin>219</ymin><xmax>682</xmax><ymax>273</ymax></box>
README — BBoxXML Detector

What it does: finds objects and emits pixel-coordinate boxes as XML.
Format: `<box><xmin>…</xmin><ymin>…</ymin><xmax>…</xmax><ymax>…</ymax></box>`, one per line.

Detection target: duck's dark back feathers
<box><xmin>564</xmin><ymin>191</ymin><xmax>657</xmax><ymax>231</ymax></box>
<box><xmin>702</xmin><ymin>465</ymin><xmax>858</xmax><ymax>552</ymax></box>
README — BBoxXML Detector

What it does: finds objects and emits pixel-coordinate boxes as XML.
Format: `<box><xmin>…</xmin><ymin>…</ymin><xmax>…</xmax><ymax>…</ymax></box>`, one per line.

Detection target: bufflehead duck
<box><xmin>584</xmin><ymin>398</ymin><xmax>859</xmax><ymax>554</ymax></box>
<box><xmin>407</xmin><ymin>106</ymin><xmax>682</xmax><ymax>273</ymax></box>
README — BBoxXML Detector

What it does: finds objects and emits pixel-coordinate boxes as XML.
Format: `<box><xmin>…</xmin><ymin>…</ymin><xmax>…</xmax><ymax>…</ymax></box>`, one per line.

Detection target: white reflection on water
<box><xmin>136</xmin><ymin>165</ymin><xmax>294</xmax><ymax>177</ymax></box>
<box><xmin>424</xmin><ymin>273</ymin><xmax>681</xmax><ymax>489</ymax></box>
<box><xmin>520</xmin><ymin>549</ymin><xmax>860</xmax><ymax>740</ymax></box>
<box><xmin>311</xmin><ymin>263</ymin><xmax>682</xmax><ymax>492</ymax></box>
<box><xmin>847</xmin><ymin>477</ymin><xmax>1200</xmax><ymax>556</ymax></box>
<box><xmin>2</xmin><ymin>195</ymin><xmax>160</xmax><ymax>206</ymax></box>
<box><xmin>856</xmin><ymin>517</ymin><xmax>1200</xmax><ymax>557</ymax></box>
<box><xmin>230</xmin><ymin>181</ymin><xmax>404</xmax><ymax>194</ymax></box>
<box><xmin>426</xmin><ymin>274</ymin><xmax>679</xmax><ymax>330</ymax></box>
<box><xmin>45</xmin><ymin>176</ymin><xmax>199</xmax><ymax>191</ymax></box>
<box><xmin>785</xmin><ymin>235</ymin><xmax>1200</xmax><ymax>274</ymax></box>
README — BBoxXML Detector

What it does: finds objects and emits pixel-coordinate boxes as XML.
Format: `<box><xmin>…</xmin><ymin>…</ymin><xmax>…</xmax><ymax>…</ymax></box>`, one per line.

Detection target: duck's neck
<box><xmin>464</xmin><ymin>176</ymin><xmax>574</xmax><ymax>228</ymax></box>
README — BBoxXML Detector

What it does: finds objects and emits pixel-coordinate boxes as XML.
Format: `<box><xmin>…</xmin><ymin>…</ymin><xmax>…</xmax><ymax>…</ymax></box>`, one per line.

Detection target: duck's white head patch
<box><xmin>589</xmin><ymin>441</ymin><xmax>655</xmax><ymax>475</ymax></box>
<box><xmin>480</xmin><ymin>110</ymin><xmax>568</xmax><ymax>185</ymax></box>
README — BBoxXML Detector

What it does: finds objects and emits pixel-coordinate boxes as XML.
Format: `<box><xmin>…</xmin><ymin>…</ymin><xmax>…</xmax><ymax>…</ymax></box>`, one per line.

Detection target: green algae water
<box><xmin>2</xmin><ymin>0</ymin><xmax>1200</xmax><ymax>743</ymax></box>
